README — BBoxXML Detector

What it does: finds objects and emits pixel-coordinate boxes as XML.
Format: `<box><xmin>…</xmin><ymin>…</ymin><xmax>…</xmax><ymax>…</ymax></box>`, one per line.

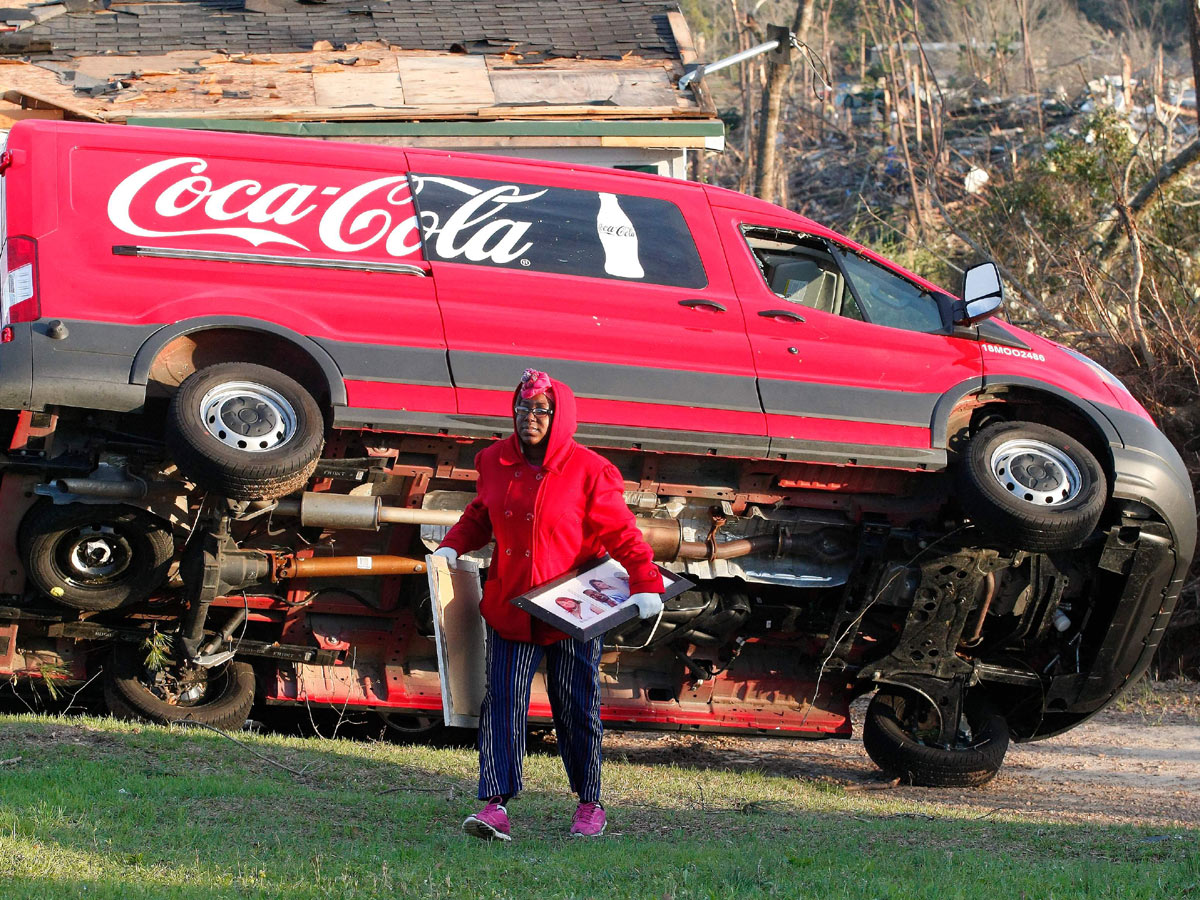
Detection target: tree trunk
<box><xmin>753</xmin><ymin>0</ymin><xmax>816</xmax><ymax>202</ymax></box>
<box><xmin>1016</xmin><ymin>0</ymin><xmax>1044</xmax><ymax>135</ymax></box>
<box><xmin>1190</xmin><ymin>0</ymin><xmax>1200</xmax><ymax>124</ymax></box>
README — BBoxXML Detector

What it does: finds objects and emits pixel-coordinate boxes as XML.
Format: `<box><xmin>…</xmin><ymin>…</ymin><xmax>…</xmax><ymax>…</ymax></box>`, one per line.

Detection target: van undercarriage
<box><xmin>0</xmin><ymin>405</ymin><xmax>1182</xmax><ymax>786</ymax></box>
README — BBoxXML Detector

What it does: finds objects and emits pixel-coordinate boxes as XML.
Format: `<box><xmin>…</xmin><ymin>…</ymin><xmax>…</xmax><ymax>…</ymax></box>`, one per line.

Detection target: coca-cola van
<box><xmin>0</xmin><ymin>120</ymin><xmax>1192</xmax><ymax>785</ymax></box>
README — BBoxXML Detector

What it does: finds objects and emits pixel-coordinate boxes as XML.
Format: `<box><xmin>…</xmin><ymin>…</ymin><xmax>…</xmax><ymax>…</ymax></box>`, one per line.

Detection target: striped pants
<box><xmin>477</xmin><ymin>626</ymin><xmax>604</xmax><ymax>803</ymax></box>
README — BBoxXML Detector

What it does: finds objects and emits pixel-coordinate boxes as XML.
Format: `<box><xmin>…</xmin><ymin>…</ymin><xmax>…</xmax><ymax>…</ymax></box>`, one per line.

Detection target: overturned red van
<box><xmin>0</xmin><ymin>119</ymin><xmax>1193</xmax><ymax>785</ymax></box>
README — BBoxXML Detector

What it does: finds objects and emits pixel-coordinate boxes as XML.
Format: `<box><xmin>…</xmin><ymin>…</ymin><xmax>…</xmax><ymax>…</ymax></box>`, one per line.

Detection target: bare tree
<box><xmin>753</xmin><ymin>0</ymin><xmax>816</xmax><ymax>202</ymax></box>
<box><xmin>1094</xmin><ymin>0</ymin><xmax>1200</xmax><ymax>264</ymax></box>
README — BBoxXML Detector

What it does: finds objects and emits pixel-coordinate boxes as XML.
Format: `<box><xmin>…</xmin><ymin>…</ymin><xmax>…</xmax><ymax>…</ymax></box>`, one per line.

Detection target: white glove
<box><xmin>432</xmin><ymin>547</ymin><xmax>458</xmax><ymax>567</ymax></box>
<box><xmin>629</xmin><ymin>592</ymin><xmax>663</xmax><ymax>620</ymax></box>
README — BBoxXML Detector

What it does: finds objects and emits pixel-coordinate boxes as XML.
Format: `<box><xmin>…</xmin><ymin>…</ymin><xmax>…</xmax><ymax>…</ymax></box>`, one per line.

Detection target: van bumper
<box><xmin>27</xmin><ymin>319</ymin><xmax>154</xmax><ymax>414</ymax></box>
<box><xmin>1029</xmin><ymin>404</ymin><xmax>1196</xmax><ymax>738</ymax></box>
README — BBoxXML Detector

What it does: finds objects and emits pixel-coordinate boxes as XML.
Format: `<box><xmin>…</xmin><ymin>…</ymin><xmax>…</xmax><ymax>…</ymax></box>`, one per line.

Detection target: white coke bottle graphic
<box><xmin>596</xmin><ymin>192</ymin><xmax>644</xmax><ymax>279</ymax></box>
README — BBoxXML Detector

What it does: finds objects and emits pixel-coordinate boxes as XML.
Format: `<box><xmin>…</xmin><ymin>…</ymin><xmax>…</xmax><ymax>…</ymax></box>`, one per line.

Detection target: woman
<box><xmin>434</xmin><ymin>369</ymin><xmax>663</xmax><ymax>841</ymax></box>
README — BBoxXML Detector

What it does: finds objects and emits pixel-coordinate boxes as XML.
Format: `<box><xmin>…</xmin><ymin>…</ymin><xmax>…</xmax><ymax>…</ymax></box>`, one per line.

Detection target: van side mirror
<box><xmin>957</xmin><ymin>262</ymin><xmax>1004</xmax><ymax>325</ymax></box>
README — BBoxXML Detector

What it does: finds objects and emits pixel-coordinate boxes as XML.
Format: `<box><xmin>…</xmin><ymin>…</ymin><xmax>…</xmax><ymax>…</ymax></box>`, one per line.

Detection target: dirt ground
<box><xmin>601</xmin><ymin>681</ymin><xmax>1200</xmax><ymax>829</ymax></box>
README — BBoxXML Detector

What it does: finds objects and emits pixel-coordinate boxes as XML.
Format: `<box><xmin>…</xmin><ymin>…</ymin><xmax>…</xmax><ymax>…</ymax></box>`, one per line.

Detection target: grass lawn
<box><xmin>0</xmin><ymin>714</ymin><xmax>1195</xmax><ymax>899</ymax></box>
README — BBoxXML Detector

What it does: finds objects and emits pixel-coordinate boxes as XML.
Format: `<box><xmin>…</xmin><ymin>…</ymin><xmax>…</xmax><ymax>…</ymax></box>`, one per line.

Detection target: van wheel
<box><xmin>862</xmin><ymin>688</ymin><xmax>1010</xmax><ymax>787</ymax></box>
<box><xmin>103</xmin><ymin>643</ymin><xmax>256</xmax><ymax>730</ymax></box>
<box><xmin>18</xmin><ymin>502</ymin><xmax>174</xmax><ymax>611</ymax></box>
<box><xmin>166</xmin><ymin>363</ymin><xmax>324</xmax><ymax>501</ymax></box>
<box><xmin>958</xmin><ymin>421</ymin><xmax>1105</xmax><ymax>551</ymax></box>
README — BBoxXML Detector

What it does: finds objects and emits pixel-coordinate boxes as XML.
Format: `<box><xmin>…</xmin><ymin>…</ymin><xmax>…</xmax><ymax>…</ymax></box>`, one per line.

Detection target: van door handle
<box><xmin>758</xmin><ymin>309</ymin><xmax>806</xmax><ymax>323</ymax></box>
<box><xmin>678</xmin><ymin>299</ymin><xmax>727</xmax><ymax>312</ymax></box>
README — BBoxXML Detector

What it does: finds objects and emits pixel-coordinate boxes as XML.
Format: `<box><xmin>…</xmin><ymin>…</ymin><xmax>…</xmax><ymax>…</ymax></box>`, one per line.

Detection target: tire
<box><xmin>103</xmin><ymin>643</ymin><xmax>256</xmax><ymax>730</ymax></box>
<box><xmin>378</xmin><ymin>710</ymin><xmax>446</xmax><ymax>738</ymax></box>
<box><xmin>862</xmin><ymin>688</ymin><xmax>1010</xmax><ymax>787</ymax></box>
<box><xmin>18</xmin><ymin>502</ymin><xmax>174</xmax><ymax>611</ymax></box>
<box><xmin>166</xmin><ymin>362</ymin><xmax>324</xmax><ymax>501</ymax></box>
<box><xmin>959</xmin><ymin>421</ymin><xmax>1106</xmax><ymax>551</ymax></box>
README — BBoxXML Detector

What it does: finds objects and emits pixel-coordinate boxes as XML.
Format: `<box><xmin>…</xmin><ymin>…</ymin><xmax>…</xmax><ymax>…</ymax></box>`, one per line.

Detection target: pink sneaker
<box><xmin>462</xmin><ymin>800</ymin><xmax>511</xmax><ymax>842</ymax></box>
<box><xmin>570</xmin><ymin>801</ymin><xmax>606</xmax><ymax>837</ymax></box>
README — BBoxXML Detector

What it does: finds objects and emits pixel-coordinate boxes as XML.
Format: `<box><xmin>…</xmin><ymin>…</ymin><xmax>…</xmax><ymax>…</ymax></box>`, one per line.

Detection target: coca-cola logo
<box><xmin>598</xmin><ymin>224</ymin><xmax>636</xmax><ymax>238</ymax></box>
<box><xmin>410</xmin><ymin>175</ymin><xmax>547</xmax><ymax>264</ymax></box>
<box><xmin>105</xmin><ymin>159</ymin><xmax>548</xmax><ymax>263</ymax></box>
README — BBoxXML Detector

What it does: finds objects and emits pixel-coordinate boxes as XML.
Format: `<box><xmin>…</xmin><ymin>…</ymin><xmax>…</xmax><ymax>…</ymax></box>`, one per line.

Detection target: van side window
<box><xmin>829</xmin><ymin>247</ymin><xmax>946</xmax><ymax>334</ymax></box>
<box><xmin>409</xmin><ymin>173</ymin><xmax>707</xmax><ymax>289</ymax></box>
<box><xmin>742</xmin><ymin>227</ymin><xmax>852</xmax><ymax>318</ymax></box>
<box><xmin>742</xmin><ymin>226</ymin><xmax>945</xmax><ymax>333</ymax></box>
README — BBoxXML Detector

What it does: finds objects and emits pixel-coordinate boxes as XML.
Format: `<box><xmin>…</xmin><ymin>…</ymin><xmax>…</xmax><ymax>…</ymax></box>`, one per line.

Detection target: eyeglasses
<box><xmin>514</xmin><ymin>405</ymin><xmax>554</xmax><ymax>419</ymax></box>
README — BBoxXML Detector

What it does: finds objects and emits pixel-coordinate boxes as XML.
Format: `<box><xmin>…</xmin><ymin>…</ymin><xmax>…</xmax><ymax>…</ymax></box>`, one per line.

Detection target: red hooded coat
<box><xmin>438</xmin><ymin>377</ymin><xmax>663</xmax><ymax>644</ymax></box>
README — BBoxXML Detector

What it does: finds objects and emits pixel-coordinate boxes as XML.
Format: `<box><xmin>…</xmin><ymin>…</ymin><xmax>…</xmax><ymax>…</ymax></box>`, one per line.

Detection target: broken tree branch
<box><xmin>1115</xmin><ymin>199</ymin><xmax>1156</xmax><ymax>367</ymax></box>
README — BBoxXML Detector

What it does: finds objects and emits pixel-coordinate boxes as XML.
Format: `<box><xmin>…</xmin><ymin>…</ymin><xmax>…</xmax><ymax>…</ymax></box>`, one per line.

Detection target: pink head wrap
<box><xmin>518</xmin><ymin>368</ymin><xmax>553</xmax><ymax>400</ymax></box>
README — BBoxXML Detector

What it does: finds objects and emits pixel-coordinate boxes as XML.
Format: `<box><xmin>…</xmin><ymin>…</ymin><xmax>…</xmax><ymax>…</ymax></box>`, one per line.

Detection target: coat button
<box><xmin>535</xmin><ymin>473</ymin><xmax>543</xmax><ymax>480</ymax></box>
<box><xmin>524</xmin><ymin>550</ymin><xmax>531</xmax><ymax>557</ymax></box>
<box><xmin>515</xmin><ymin>471</ymin><xmax>522</xmax><ymax>478</ymax></box>
<box><xmin>505</xmin><ymin>510</ymin><xmax>512</xmax><ymax>517</ymax></box>
<box><xmin>525</xmin><ymin>513</ymin><xmax>533</xmax><ymax>521</ymax></box>
<box><xmin>505</xmin><ymin>548</ymin><xmax>512</xmax><ymax>555</ymax></box>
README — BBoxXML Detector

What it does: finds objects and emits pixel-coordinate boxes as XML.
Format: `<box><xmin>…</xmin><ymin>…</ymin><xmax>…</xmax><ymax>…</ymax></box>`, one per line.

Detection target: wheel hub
<box><xmin>198</xmin><ymin>381</ymin><xmax>297</xmax><ymax>453</ymax></box>
<box><xmin>219</xmin><ymin>397</ymin><xmax>278</xmax><ymax>438</ymax></box>
<box><xmin>989</xmin><ymin>439</ymin><xmax>1082</xmax><ymax>506</ymax></box>
<box><xmin>1008</xmin><ymin>453</ymin><xmax>1062</xmax><ymax>491</ymax></box>
<box><xmin>65</xmin><ymin>526</ymin><xmax>131</xmax><ymax>582</ymax></box>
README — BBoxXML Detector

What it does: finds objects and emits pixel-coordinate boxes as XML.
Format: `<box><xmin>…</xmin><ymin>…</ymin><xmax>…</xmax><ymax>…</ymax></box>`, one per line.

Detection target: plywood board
<box><xmin>395</xmin><ymin>56</ymin><xmax>494</xmax><ymax>106</ymax></box>
<box><xmin>313</xmin><ymin>72</ymin><xmax>406</xmax><ymax>108</ymax></box>
<box><xmin>426</xmin><ymin>555</ymin><xmax>486</xmax><ymax>727</ymax></box>
<box><xmin>490</xmin><ymin>67</ymin><xmax>675</xmax><ymax>108</ymax></box>
<box><xmin>0</xmin><ymin>105</ymin><xmax>62</xmax><ymax>128</ymax></box>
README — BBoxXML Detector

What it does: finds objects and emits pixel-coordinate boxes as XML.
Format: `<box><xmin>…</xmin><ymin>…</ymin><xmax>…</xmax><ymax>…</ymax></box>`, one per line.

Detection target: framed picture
<box><xmin>510</xmin><ymin>557</ymin><xmax>692</xmax><ymax>642</ymax></box>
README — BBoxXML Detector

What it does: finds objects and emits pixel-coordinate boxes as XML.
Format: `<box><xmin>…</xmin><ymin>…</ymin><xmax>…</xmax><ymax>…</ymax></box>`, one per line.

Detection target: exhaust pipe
<box><xmin>56</xmin><ymin>478</ymin><xmax>147</xmax><ymax>500</ymax></box>
<box><xmin>273</xmin><ymin>494</ymin><xmax>848</xmax><ymax>565</ymax></box>
<box><xmin>635</xmin><ymin>519</ymin><xmax>850</xmax><ymax>563</ymax></box>
<box><xmin>272</xmin><ymin>493</ymin><xmax>462</xmax><ymax>530</ymax></box>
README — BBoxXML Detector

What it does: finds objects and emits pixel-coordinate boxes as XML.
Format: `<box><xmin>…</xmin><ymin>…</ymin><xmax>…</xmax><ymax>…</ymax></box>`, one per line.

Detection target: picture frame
<box><xmin>510</xmin><ymin>557</ymin><xmax>692</xmax><ymax>642</ymax></box>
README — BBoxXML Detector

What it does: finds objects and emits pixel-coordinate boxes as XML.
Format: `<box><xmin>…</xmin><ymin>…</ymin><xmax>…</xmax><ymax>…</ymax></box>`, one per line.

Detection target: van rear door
<box><xmin>37</xmin><ymin>122</ymin><xmax>452</xmax><ymax>419</ymax></box>
<box><xmin>406</xmin><ymin>152</ymin><xmax>767</xmax><ymax>457</ymax></box>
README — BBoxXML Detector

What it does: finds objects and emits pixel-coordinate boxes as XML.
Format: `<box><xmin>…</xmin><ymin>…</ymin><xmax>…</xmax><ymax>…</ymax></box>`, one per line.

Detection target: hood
<box><xmin>499</xmin><ymin>375</ymin><xmax>579</xmax><ymax>472</ymax></box>
<box><xmin>986</xmin><ymin>321</ymin><xmax>1151</xmax><ymax>419</ymax></box>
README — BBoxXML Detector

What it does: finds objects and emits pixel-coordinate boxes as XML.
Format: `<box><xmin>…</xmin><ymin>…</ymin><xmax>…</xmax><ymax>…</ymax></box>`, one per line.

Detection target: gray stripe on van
<box><xmin>758</xmin><ymin>377</ymin><xmax>939</xmax><ymax>428</ymax></box>
<box><xmin>312</xmin><ymin>338</ymin><xmax>452</xmax><ymax>388</ymax></box>
<box><xmin>448</xmin><ymin>351</ymin><xmax>763</xmax><ymax>413</ymax></box>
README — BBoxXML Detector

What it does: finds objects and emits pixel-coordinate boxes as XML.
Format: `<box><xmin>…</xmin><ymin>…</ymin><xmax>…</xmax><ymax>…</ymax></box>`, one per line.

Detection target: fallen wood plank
<box><xmin>667</xmin><ymin>11</ymin><xmax>699</xmax><ymax>65</ymax></box>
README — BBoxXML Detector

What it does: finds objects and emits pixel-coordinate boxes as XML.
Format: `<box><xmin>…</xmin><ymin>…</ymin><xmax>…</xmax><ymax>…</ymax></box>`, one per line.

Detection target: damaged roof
<box><xmin>0</xmin><ymin>0</ymin><xmax>681</xmax><ymax>61</ymax></box>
